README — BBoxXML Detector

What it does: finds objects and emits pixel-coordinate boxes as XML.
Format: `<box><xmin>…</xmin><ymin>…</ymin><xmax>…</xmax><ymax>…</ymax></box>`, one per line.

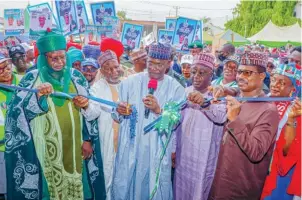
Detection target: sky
<box><xmin>0</xmin><ymin>0</ymin><xmax>240</xmax><ymax>28</ymax></box>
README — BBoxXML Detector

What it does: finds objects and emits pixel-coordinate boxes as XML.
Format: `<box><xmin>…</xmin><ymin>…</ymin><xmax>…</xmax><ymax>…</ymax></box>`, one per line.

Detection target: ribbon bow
<box><xmin>154</xmin><ymin>102</ymin><xmax>181</xmax><ymax>136</ymax></box>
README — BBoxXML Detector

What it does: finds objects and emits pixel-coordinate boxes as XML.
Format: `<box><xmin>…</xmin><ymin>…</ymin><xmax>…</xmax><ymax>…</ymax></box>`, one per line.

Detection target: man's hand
<box><xmin>117</xmin><ymin>102</ymin><xmax>132</xmax><ymax>116</ymax></box>
<box><xmin>73</xmin><ymin>96</ymin><xmax>89</xmax><ymax>109</ymax></box>
<box><xmin>142</xmin><ymin>94</ymin><xmax>161</xmax><ymax>114</ymax></box>
<box><xmin>187</xmin><ymin>91</ymin><xmax>204</xmax><ymax>105</ymax></box>
<box><xmin>226</xmin><ymin>96</ymin><xmax>241</xmax><ymax>122</ymax></box>
<box><xmin>82</xmin><ymin>141</ymin><xmax>93</xmax><ymax>160</ymax></box>
<box><xmin>288</xmin><ymin>98</ymin><xmax>301</xmax><ymax>119</ymax></box>
<box><xmin>37</xmin><ymin>83</ymin><xmax>53</xmax><ymax>98</ymax></box>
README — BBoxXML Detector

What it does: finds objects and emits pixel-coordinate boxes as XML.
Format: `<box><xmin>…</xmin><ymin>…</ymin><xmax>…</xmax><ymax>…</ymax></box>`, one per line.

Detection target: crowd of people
<box><xmin>0</xmin><ymin>28</ymin><xmax>301</xmax><ymax>200</ymax></box>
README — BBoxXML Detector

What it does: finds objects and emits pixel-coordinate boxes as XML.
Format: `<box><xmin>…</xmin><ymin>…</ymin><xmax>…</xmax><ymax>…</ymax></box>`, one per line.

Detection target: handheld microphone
<box><xmin>145</xmin><ymin>79</ymin><xmax>158</xmax><ymax>119</ymax></box>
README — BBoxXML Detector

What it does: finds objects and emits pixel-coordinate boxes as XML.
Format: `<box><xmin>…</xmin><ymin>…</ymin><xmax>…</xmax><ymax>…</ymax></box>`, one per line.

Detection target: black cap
<box><xmin>9</xmin><ymin>45</ymin><xmax>25</xmax><ymax>58</ymax></box>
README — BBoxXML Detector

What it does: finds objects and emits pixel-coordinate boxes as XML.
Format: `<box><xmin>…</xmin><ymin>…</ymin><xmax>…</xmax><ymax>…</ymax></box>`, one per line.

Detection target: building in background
<box><xmin>294</xmin><ymin>1</ymin><xmax>302</xmax><ymax>19</ymax></box>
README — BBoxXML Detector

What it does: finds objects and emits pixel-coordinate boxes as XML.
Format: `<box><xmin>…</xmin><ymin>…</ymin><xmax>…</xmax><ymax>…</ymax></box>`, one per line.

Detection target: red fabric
<box><xmin>88</xmin><ymin>41</ymin><xmax>100</xmax><ymax>46</ymax></box>
<box><xmin>261</xmin><ymin>116</ymin><xmax>301</xmax><ymax>199</ymax></box>
<box><xmin>100</xmin><ymin>38</ymin><xmax>124</xmax><ymax>63</ymax></box>
<box><xmin>67</xmin><ymin>41</ymin><xmax>82</xmax><ymax>50</ymax></box>
<box><xmin>33</xmin><ymin>42</ymin><xmax>39</xmax><ymax>64</ymax></box>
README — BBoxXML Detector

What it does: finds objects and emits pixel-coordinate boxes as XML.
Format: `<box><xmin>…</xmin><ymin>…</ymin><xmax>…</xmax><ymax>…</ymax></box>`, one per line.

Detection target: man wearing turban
<box><xmin>5</xmin><ymin>29</ymin><xmax>106</xmax><ymax>200</ymax></box>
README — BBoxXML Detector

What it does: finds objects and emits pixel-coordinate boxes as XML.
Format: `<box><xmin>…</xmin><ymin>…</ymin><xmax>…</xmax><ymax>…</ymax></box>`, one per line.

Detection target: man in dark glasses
<box><xmin>8</xmin><ymin>44</ymin><xmax>27</xmax><ymax>80</ymax></box>
<box><xmin>80</xmin><ymin>58</ymin><xmax>99</xmax><ymax>86</ymax></box>
<box><xmin>209</xmin><ymin>51</ymin><xmax>279</xmax><ymax>200</ymax></box>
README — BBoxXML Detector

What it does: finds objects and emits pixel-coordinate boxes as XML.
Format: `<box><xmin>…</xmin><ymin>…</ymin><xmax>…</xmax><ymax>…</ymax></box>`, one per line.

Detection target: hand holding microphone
<box><xmin>143</xmin><ymin>79</ymin><xmax>161</xmax><ymax>118</ymax></box>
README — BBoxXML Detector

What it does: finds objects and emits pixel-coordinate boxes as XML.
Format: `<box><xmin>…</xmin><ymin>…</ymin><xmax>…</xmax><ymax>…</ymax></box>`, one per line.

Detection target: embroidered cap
<box><xmin>240</xmin><ymin>52</ymin><xmax>268</xmax><ymax>68</ymax></box>
<box><xmin>148</xmin><ymin>43</ymin><xmax>172</xmax><ymax>60</ymax></box>
<box><xmin>180</xmin><ymin>54</ymin><xmax>193</xmax><ymax>65</ymax></box>
<box><xmin>131</xmin><ymin>49</ymin><xmax>147</xmax><ymax>61</ymax></box>
<box><xmin>81</xmin><ymin>58</ymin><xmax>99</xmax><ymax>69</ymax></box>
<box><xmin>223</xmin><ymin>54</ymin><xmax>241</xmax><ymax>66</ymax></box>
<box><xmin>98</xmin><ymin>50</ymin><xmax>118</xmax><ymax>67</ymax></box>
<box><xmin>192</xmin><ymin>53</ymin><xmax>215</xmax><ymax>69</ymax></box>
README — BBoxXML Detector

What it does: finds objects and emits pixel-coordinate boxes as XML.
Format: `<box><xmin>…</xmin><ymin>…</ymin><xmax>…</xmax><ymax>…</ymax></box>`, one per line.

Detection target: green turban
<box><xmin>36</xmin><ymin>29</ymin><xmax>71</xmax><ymax>106</ymax></box>
<box><xmin>37</xmin><ymin>29</ymin><xmax>66</xmax><ymax>54</ymax></box>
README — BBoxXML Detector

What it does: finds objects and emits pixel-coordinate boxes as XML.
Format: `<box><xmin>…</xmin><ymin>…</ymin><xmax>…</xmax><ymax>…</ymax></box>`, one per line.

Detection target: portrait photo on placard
<box><xmin>91</xmin><ymin>1</ymin><xmax>116</xmax><ymax>26</ymax></box>
<box><xmin>158</xmin><ymin>29</ymin><xmax>174</xmax><ymax>45</ymax></box>
<box><xmin>74</xmin><ymin>0</ymin><xmax>89</xmax><ymax>34</ymax></box>
<box><xmin>121</xmin><ymin>23</ymin><xmax>143</xmax><ymax>50</ymax></box>
<box><xmin>172</xmin><ymin>17</ymin><xmax>198</xmax><ymax>52</ymax></box>
<box><xmin>165</xmin><ymin>18</ymin><xmax>177</xmax><ymax>31</ymax></box>
<box><xmin>55</xmin><ymin>0</ymin><xmax>78</xmax><ymax>36</ymax></box>
<box><xmin>84</xmin><ymin>25</ymin><xmax>97</xmax><ymax>44</ymax></box>
<box><xmin>193</xmin><ymin>21</ymin><xmax>203</xmax><ymax>42</ymax></box>
<box><xmin>4</xmin><ymin>9</ymin><xmax>25</xmax><ymax>36</ymax></box>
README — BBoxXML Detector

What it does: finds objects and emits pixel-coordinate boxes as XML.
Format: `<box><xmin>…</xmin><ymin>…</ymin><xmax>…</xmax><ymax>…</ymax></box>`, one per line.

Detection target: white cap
<box><xmin>20</xmin><ymin>43</ymin><xmax>34</xmax><ymax>52</ymax></box>
<box><xmin>180</xmin><ymin>54</ymin><xmax>193</xmax><ymax>65</ymax></box>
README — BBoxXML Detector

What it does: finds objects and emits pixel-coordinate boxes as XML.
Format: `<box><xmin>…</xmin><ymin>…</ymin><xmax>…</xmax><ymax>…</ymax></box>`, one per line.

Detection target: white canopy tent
<box><xmin>248</xmin><ymin>20</ymin><xmax>302</xmax><ymax>43</ymax></box>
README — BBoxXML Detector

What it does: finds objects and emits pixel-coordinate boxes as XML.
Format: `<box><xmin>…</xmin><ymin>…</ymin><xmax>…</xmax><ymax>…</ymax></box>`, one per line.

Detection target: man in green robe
<box><xmin>0</xmin><ymin>53</ymin><xmax>19</xmax><ymax>199</ymax></box>
<box><xmin>5</xmin><ymin>30</ymin><xmax>106</xmax><ymax>200</ymax></box>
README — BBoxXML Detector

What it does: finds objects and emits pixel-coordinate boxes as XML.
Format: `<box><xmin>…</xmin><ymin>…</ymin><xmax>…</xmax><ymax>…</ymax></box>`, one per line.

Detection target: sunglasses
<box><xmin>237</xmin><ymin>70</ymin><xmax>261</xmax><ymax>77</ymax></box>
<box><xmin>81</xmin><ymin>66</ymin><xmax>98</xmax><ymax>73</ymax></box>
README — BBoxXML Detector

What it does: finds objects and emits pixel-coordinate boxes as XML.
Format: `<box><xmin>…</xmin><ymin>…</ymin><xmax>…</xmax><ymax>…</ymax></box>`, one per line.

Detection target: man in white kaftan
<box><xmin>111</xmin><ymin>43</ymin><xmax>185</xmax><ymax>200</ymax></box>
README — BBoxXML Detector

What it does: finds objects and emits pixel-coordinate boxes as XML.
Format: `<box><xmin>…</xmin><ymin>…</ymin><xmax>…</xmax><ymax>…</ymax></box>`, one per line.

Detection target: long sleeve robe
<box><xmin>111</xmin><ymin>72</ymin><xmax>185</xmax><ymax>200</ymax></box>
<box><xmin>208</xmin><ymin>96</ymin><xmax>279</xmax><ymax>200</ymax></box>
<box><xmin>173</xmin><ymin>86</ymin><xmax>227</xmax><ymax>200</ymax></box>
<box><xmin>83</xmin><ymin>79</ymin><xmax>120</xmax><ymax>200</ymax></box>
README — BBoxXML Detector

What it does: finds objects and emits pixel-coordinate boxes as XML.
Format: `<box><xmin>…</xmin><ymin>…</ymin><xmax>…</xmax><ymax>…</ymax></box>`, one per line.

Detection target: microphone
<box><xmin>145</xmin><ymin>79</ymin><xmax>158</xmax><ymax>119</ymax></box>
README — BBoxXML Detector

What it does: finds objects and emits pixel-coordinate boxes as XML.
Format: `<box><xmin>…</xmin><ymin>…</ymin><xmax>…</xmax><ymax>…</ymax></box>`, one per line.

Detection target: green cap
<box><xmin>37</xmin><ymin>28</ymin><xmax>66</xmax><ymax>54</ymax></box>
<box><xmin>188</xmin><ymin>40</ymin><xmax>203</xmax><ymax>49</ymax></box>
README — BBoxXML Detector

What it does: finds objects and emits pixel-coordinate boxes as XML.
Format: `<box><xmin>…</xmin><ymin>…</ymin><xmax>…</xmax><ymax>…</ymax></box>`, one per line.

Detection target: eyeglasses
<box><xmin>191</xmin><ymin>70</ymin><xmax>212</xmax><ymax>77</ymax></box>
<box><xmin>147</xmin><ymin>61</ymin><xmax>166</xmax><ymax>70</ymax></box>
<box><xmin>46</xmin><ymin>54</ymin><xmax>66</xmax><ymax>63</ymax></box>
<box><xmin>0</xmin><ymin>61</ymin><xmax>12</xmax><ymax>74</ymax></box>
<box><xmin>237</xmin><ymin>70</ymin><xmax>261</xmax><ymax>77</ymax></box>
<box><xmin>81</xmin><ymin>66</ymin><xmax>98</xmax><ymax>73</ymax></box>
<box><xmin>12</xmin><ymin>54</ymin><xmax>25</xmax><ymax>62</ymax></box>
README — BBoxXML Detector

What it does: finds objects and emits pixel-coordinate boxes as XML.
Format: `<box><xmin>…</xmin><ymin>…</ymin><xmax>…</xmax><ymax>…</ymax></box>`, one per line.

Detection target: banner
<box><xmin>121</xmin><ymin>23</ymin><xmax>143</xmax><ymax>50</ymax></box>
<box><xmin>158</xmin><ymin>29</ymin><xmax>174</xmax><ymax>45</ymax></box>
<box><xmin>74</xmin><ymin>0</ymin><xmax>89</xmax><ymax>34</ymax></box>
<box><xmin>55</xmin><ymin>0</ymin><xmax>78</xmax><ymax>36</ymax></box>
<box><xmin>193</xmin><ymin>21</ymin><xmax>203</xmax><ymax>43</ymax></box>
<box><xmin>96</xmin><ymin>25</ymin><xmax>112</xmax><ymax>42</ymax></box>
<box><xmin>29</xmin><ymin>10</ymin><xmax>52</xmax><ymax>39</ymax></box>
<box><xmin>90</xmin><ymin>1</ymin><xmax>116</xmax><ymax>25</ymax></box>
<box><xmin>165</xmin><ymin>18</ymin><xmax>177</xmax><ymax>31</ymax></box>
<box><xmin>172</xmin><ymin>17</ymin><xmax>198</xmax><ymax>52</ymax></box>
<box><xmin>142</xmin><ymin>32</ymin><xmax>155</xmax><ymax>47</ymax></box>
<box><xmin>4</xmin><ymin>9</ymin><xmax>25</xmax><ymax>36</ymax></box>
<box><xmin>27</xmin><ymin>3</ymin><xmax>59</xmax><ymax>31</ymax></box>
<box><xmin>102</xmin><ymin>16</ymin><xmax>120</xmax><ymax>40</ymax></box>
<box><xmin>84</xmin><ymin>25</ymin><xmax>97</xmax><ymax>45</ymax></box>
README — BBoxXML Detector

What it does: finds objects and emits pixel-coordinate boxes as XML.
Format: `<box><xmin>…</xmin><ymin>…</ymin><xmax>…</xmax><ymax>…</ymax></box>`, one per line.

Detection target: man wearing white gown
<box><xmin>111</xmin><ymin>43</ymin><xmax>185</xmax><ymax>200</ymax></box>
<box><xmin>82</xmin><ymin>50</ymin><xmax>122</xmax><ymax>200</ymax></box>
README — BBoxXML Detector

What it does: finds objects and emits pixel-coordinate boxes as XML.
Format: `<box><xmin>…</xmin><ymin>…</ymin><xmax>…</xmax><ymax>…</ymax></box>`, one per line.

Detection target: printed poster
<box><xmin>193</xmin><ymin>21</ymin><xmax>203</xmax><ymax>43</ymax></box>
<box><xmin>165</xmin><ymin>18</ymin><xmax>177</xmax><ymax>31</ymax></box>
<box><xmin>158</xmin><ymin>29</ymin><xmax>174</xmax><ymax>45</ymax></box>
<box><xmin>172</xmin><ymin>17</ymin><xmax>198</xmax><ymax>52</ymax></box>
<box><xmin>74</xmin><ymin>0</ymin><xmax>89</xmax><ymax>34</ymax></box>
<box><xmin>4</xmin><ymin>9</ymin><xmax>25</xmax><ymax>36</ymax></box>
<box><xmin>96</xmin><ymin>25</ymin><xmax>113</xmax><ymax>42</ymax></box>
<box><xmin>84</xmin><ymin>25</ymin><xmax>97</xmax><ymax>44</ymax></box>
<box><xmin>55</xmin><ymin>0</ymin><xmax>78</xmax><ymax>36</ymax></box>
<box><xmin>121</xmin><ymin>23</ymin><xmax>143</xmax><ymax>50</ymax></box>
<box><xmin>90</xmin><ymin>1</ymin><xmax>116</xmax><ymax>25</ymax></box>
<box><xmin>28</xmin><ymin>2</ymin><xmax>58</xmax><ymax>39</ymax></box>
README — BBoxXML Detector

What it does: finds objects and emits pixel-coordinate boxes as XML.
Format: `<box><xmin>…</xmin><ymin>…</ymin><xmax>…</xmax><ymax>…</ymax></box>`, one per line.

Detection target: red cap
<box><xmin>88</xmin><ymin>41</ymin><xmax>100</xmax><ymax>46</ymax></box>
<box><xmin>148</xmin><ymin>79</ymin><xmax>158</xmax><ymax>90</ymax></box>
<box><xmin>67</xmin><ymin>41</ymin><xmax>82</xmax><ymax>51</ymax></box>
<box><xmin>101</xmin><ymin>37</ymin><xmax>124</xmax><ymax>63</ymax></box>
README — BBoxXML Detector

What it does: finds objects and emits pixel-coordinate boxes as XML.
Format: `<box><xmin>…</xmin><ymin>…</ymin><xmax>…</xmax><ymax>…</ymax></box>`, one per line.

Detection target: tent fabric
<box><xmin>220</xmin><ymin>29</ymin><xmax>249</xmax><ymax>43</ymax></box>
<box><xmin>248</xmin><ymin>20</ymin><xmax>302</xmax><ymax>43</ymax></box>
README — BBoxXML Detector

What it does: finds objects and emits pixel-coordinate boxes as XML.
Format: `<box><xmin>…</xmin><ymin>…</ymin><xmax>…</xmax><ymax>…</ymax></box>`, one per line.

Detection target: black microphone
<box><xmin>145</xmin><ymin>79</ymin><xmax>158</xmax><ymax>119</ymax></box>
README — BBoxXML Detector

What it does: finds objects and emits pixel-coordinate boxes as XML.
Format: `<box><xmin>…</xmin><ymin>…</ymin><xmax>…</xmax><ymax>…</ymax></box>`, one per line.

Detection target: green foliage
<box><xmin>225</xmin><ymin>0</ymin><xmax>301</xmax><ymax>37</ymax></box>
<box><xmin>117</xmin><ymin>11</ymin><xmax>131</xmax><ymax>20</ymax></box>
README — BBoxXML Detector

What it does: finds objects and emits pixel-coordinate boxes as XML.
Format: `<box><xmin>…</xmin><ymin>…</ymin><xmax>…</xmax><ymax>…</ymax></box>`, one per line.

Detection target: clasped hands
<box><xmin>37</xmin><ymin>83</ymin><xmax>89</xmax><ymax>109</ymax></box>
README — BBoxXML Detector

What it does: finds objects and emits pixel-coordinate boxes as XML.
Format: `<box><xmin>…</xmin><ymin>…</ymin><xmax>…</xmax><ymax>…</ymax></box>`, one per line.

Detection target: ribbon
<box><xmin>144</xmin><ymin>97</ymin><xmax>296</xmax><ymax>134</ymax></box>
<box><xmin>0</xmin><ymin>83</ymin><xmax>138</xmax><ymax>139</ymax></box>
<box><xmin>149</xmin><ymin>101</ymin><xmax>182</xmax><ymax>200</ymax></box>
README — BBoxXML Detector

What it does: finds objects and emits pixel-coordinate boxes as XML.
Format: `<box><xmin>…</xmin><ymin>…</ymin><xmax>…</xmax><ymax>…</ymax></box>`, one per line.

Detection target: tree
<box><xmin>117</xmin><ymin>11</ymin><xmax>131</xmax><ymax>20</ymax></box>
<box><xmin>225</xmin><ymin>0</ymin><xmax>301</xmax><ymax>37</ymax></box>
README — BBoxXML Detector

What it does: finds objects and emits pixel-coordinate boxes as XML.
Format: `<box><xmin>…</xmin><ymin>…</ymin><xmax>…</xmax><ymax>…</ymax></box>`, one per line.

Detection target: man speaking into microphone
<box><xmin>111</xmin><ymin>43</ymin><xmax>185</xmax><ymax>200</ymax></box>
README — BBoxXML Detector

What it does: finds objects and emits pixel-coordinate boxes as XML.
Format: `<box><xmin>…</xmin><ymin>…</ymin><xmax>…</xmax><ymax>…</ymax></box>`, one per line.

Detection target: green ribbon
<box><xmin>149</xmin><ymin>101</ymin><xmax>182</xmax><ymax>200</ymax></box>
